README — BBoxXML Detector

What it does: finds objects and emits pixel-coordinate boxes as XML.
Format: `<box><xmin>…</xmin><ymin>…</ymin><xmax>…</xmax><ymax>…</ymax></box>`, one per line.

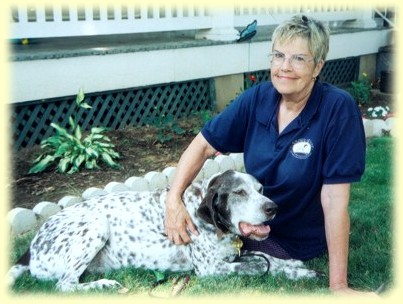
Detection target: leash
<box><xmin>234</xmin><ymin>252</ymin><xmax>271</xmax><ymax>277</ymax></box>
<box><xmin>232</xmin><ymin>236</ymin><xmax>271</xmax><ymax>276</ymax></box>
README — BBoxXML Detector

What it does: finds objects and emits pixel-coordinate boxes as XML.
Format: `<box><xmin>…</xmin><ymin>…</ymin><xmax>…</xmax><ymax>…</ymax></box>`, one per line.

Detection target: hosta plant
<box><xmin>29</xmin><ymin>89</ymin><xmax>120</xmax><ymax>174</ymax></box>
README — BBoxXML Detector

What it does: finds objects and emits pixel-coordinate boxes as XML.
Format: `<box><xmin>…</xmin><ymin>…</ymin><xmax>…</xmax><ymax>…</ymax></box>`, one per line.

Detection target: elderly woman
<box><xmin>165</xmin><ymin>15</ymin><xmax>371</xmax><ymax>295</ymax></box>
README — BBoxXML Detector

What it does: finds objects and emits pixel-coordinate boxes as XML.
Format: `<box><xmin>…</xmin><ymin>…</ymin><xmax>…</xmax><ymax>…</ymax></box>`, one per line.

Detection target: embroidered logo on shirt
<box><xmin>290</xmin><ymin>139</ymin><xmax>314</xmax><ymax>159</ymax></box>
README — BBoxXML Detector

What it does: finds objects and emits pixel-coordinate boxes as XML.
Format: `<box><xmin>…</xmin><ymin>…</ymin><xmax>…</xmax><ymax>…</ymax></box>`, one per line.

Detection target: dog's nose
<box><xmin>262</xmin><ymin>201</ymin><xmax>278</xmax><ymax>218</ymax></box>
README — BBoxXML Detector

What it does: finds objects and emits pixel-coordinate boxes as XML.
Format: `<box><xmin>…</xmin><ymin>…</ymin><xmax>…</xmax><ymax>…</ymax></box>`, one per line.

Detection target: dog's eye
<box><xmin>258</xmin><ymin>186</ymin><xmax>263</xmax><ymax>194</ymax></box>
<box><xmin>233</xmin><ymin>189</ymin><xmax>247</xmax><ymax>196</ymax></box>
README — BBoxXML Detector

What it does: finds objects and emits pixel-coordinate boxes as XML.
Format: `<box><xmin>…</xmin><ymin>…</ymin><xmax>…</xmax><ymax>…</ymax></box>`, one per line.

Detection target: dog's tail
<box><xmin>7</xmin><ymin>249</ymin><xmax>31</xmax><ymax>288</ymax></box>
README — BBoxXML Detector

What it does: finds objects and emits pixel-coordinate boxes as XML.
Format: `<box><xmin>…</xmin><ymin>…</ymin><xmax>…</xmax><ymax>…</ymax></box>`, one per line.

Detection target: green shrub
<box><xmin>147</xmin><ymin>114</ymin><xmax>185</xmax><ymax>144</ymax></box>
<box><xmin>29</xmin><ymin>89</ymin><xmax>120</xmax><ymax>174</ymax></box>
<box><xmin>190</xmin><ymin>110</ymin><xmax>215</xmax><ymax>135</ymax></box>
<box><xmin>349</xmin><ymin>73</ymin><xmax>372</xmax><ymax>106</ymax></box>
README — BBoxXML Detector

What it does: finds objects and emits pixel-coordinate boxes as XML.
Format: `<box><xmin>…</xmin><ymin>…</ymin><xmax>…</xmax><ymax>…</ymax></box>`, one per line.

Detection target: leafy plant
<box><xmin>29</xmin><ymin>89</ymin><xmax>120</xmax><ymax>174</ymax></box>
<box><xmin>190</xmin><ymin>110</ymin><xmax>215</xmax><ymax>135</ymax></box>
<box><xmin>147</xmin><ymin>114</ymin><xmax>185</xmax><ymax>144</ymax></box>
<box><xmin>349</xmin><ymin>72</ymin><xmax>372</xmax><ymax>106</ymax></box>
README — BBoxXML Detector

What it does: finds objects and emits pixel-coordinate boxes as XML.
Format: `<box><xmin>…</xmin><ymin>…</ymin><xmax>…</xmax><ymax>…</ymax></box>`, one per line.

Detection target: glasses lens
<box><xmin>270</xmin><ymin>53</ymin><xmax>312</xmax><ymax>69</ymax></box>
<box><xmin>270</xmin><ymin>53</ymin><xmax>283</xmax><ymax>66</ymax></box>
<box><xmin>290</xmin><ymin>56</ymin><xmax>305</xmax><ymax>69</ymax></box>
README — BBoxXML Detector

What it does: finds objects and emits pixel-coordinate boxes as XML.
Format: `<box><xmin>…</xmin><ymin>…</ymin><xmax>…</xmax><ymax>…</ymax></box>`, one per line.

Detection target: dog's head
<box><xmin>197</xmin><ymin>170</ymin><xmax>277</xmax><ymax>240</ymax></box>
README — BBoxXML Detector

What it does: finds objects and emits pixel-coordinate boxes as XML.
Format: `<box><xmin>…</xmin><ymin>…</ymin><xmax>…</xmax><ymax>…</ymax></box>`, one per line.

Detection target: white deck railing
<box><xmin>10</xmin><ymin>4</ymin><xmax>381</xmax><ymax>40</ymax></box>
<box><xmin>10</xmin><ymin>5</ymin><xmax>212</xmax><ymax>39</ymax></box>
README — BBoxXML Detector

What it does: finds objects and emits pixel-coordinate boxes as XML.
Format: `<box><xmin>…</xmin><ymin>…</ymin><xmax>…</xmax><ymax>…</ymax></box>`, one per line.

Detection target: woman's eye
<box><xmin>274</xmin><ymin>53</ymin><xmax>284</xmax><ymax>59</ymax></box>
<box><xmin>293</xmin><ymin>55</ymin><xmax>305</xmax><ymax>62</ymax></box>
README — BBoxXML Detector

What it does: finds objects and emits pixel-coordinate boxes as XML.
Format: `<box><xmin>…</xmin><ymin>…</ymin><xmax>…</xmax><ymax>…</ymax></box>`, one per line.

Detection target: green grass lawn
<box><xmin>9</xmin><ymin>137</ymin><xmax>394</xmax><ymax>296</ymax></box>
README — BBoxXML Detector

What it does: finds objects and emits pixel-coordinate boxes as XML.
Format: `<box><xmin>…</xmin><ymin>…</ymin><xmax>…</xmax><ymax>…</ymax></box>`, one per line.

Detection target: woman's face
<box><xmin>270</xmin><ymin>36</ymin><xmax>323</xmax><ymax>99</ymax></box>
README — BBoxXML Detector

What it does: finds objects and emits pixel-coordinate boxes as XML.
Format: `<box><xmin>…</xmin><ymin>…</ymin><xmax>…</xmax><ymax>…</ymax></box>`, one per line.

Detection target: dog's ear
<box><xmin>196</xmin><ymin>174</ymin><xmax>228</xmax><ymax>237</ymax></box>
<box><xmin>196</xmin><ymin>174</ymin><xmax>220</xmax><ymax>226</ymax></box>
<box><xmin>196</xmin><ymin>196</ymin><xmax>216</xmax><ymax>226</ymax></box>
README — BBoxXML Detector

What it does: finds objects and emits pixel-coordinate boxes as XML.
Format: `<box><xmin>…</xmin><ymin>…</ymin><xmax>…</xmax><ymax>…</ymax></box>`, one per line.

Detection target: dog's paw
<box><xmin>95</xmin><ymin>279</ymin><xmax>123</xmax><ymax>289</ymax></box>
<box><xmin>283</xmin><ymin>267</ymin><xmax>323</xmax><ymax>280</ymax></box>
<box><xmin>233</xmin><ymin>260</ymin><xmax>269</xmax><ymax>275</ymax></box>
<box><xmin>62</xmin><ymin>279</ymin><xmax>124</xmax><ymax>292</ymax></box>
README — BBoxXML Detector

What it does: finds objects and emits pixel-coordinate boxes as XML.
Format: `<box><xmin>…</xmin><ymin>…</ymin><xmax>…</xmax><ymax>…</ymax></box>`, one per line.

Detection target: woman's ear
<box><xmin>313</xmin><ymin>59</ymin><xmax>325</xmax><ymax>78</ymax></box>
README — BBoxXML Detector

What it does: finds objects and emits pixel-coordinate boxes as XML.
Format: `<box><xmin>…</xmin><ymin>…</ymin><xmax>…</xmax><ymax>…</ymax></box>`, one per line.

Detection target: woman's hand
<box><xmin>164</xmin><ymin>195</ymin><xmax>198</xmax><ymax>245</ymax></box>
<box><xmin>163</xmin><ymin>133</ymin><xmax>214</xmax><ymax>245</ymax></box>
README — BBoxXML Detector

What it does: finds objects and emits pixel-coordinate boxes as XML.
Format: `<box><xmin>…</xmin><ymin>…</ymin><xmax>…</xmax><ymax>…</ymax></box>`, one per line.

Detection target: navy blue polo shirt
<box><xmin>201</xmin><ymin>81</ymin><xmax>366</xmax><ymax>260</ymax></box>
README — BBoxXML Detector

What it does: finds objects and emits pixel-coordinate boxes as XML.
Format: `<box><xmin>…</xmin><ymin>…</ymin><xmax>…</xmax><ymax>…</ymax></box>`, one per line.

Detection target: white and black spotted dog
<box><xmin>8</xmin><ymin>170</ymin><xmax>319</xmax><ymax>292</ymax></box>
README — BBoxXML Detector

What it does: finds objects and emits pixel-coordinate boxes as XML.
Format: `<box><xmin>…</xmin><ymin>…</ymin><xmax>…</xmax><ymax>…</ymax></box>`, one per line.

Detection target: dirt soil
<box><xmin>9</xmin><ymin>117</ymin><xmax>203</xmax><ymax>210</ymax></box>
<box><xmin>9</xmin><ymin>89</ymin><xmax>393</xmax><ymax>211</ymax></box>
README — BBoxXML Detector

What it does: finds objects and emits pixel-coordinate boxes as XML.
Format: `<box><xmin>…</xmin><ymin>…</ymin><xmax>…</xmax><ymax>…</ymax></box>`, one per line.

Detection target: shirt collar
<box><xmin>298</xmin><ymin>81</ymin><xmax>323</xmax><ymax>127</ymax></box>
<box><xmin>256</xmin><ymin>81</ymin><xmax>323</xmax><ymax>128</ymax></box>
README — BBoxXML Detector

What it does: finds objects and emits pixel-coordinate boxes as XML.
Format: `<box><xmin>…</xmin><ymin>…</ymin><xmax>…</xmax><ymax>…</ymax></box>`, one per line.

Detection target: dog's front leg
<box><xmin>229</xmin><ymin>256</ymin><xmax>269</xmax><ymax>276</ymax></box>
<box><xmin>193</xmin><ymin>258</ymin><xmax>269</xmax><ymax>276</ymax></box>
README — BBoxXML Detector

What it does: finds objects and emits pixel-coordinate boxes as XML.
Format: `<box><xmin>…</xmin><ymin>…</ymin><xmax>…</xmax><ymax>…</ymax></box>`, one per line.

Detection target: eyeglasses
<box><xmin>269</xmin><ymin>52</ymin><xmax>314</xmax><ymax>70</ymax></box>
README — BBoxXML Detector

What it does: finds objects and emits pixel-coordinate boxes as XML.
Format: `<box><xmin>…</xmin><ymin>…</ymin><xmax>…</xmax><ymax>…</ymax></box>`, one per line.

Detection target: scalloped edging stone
<box><xmin>202</xmin><ymin>159</ymin><xmax>220</xmax><ymax>179</ymax></box>
<box><xmin>82</xmin><ymin>187</ymin><xmax>108</xmax><ymax>200</ymax></box>
<box><xmin>162</xmin><ymin>167</ymin><xmax>176</xmax><ymax>185</ymax></box>
<box><xmin>33</xmin><ymin>201</ymin><xmax>62</xmax><ymax>218</ymax></box>
<box><xmin>144</xmin><ymin>171</ymin><xmax>169</xmax><ymax>190</ymax></box>
<box><xmin>104</xmin><ymin>181</ymin><xmax>130</xmax><ymax>193</ymax></box>
<box><xmin>58</xmin><ymin>195</ymin><xmax>83</xmax><ymax>208</ymax></box>
<box><xmin>124</xmin><ymin>176</ymin><xmax>150</xmax><ymax>191</ymax></box>
<box><xmin>215</xmin><ymin>154</ymin><xmax>236</xmax><ymax>172</ymax></box>
<box><xmin>8</xmin><ymin>208</ymin><xmax>37</xmax><ymax>235</ymax></box>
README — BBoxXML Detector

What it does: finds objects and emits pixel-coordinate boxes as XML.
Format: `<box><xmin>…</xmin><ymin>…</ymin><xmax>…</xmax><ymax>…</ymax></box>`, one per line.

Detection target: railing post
<box><xmin>195</xmin><ymin>7</ymin><xmax>239</xmax><ymax>41</ymax></box>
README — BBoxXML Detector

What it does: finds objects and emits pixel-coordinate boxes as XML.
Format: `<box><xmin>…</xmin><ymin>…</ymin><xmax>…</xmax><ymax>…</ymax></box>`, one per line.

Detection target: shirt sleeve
<box><xmin>322</xmin><ymin>97</ymin><xmax>366</xmax><ymax>184</ymax></box>
<box><xmin>201</xmin><ymin>87</ymin><xmax>255</xmax><ymax>153</ymax></box>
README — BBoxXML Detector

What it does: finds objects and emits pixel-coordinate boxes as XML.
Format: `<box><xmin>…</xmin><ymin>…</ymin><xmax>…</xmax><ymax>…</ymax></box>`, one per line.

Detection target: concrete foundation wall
<box><xmin>10</xmin><ymin>28</ymin><xmax>392</xmax><ymax>104</ymax></box>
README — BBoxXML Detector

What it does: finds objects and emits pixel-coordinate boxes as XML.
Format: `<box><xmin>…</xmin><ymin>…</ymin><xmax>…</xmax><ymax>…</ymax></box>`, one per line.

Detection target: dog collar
<box><xmin>232</xmin><ymin>236</ymin><xmax>244</xmax><ymax>256</ymax></box>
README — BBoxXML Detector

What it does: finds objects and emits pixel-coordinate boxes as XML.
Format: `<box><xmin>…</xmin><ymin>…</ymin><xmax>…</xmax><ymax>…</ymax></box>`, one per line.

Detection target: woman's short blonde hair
<box><xmin>272</xmin><ymin>15</ymin><xmax>330</xmax><ymax>65</ymax></box>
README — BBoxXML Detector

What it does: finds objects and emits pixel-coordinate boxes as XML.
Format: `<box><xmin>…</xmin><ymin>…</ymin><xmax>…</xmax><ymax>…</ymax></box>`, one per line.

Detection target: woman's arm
<box><xmin>321</xmin><ymin>183</ymin><xmax>351</xmax><ymax>291</ymax></box>
<box><xmin>165</xmin><ymin>133</ymin><xmax>217</xmax><ymax>245</ymax></box>
<box><xmin>321</xmin><ymin>183</ymin><xmax>378</xmax><ymax>296</ymax></box>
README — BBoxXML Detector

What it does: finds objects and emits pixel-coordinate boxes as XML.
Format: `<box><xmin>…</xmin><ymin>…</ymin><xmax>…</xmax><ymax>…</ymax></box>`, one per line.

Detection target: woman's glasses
<box><xmin>269</xmin><ymin>52</ymin><xmax>314</xmax><ymax>70</ymax></box>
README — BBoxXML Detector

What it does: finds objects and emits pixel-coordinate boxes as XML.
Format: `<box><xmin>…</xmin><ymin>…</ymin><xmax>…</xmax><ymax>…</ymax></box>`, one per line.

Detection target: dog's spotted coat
<box><xmin>8</xmin><ymin>170</ymin><xmax>319</xmax><ymax>292</ymax></box>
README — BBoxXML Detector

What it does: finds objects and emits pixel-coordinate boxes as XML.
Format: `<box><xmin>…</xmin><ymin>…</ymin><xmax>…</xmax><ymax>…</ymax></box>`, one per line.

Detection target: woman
<box><xmin>165</xmin><ymin>15</ymin><xmax>372</xmax><ymax>295</ymax></box>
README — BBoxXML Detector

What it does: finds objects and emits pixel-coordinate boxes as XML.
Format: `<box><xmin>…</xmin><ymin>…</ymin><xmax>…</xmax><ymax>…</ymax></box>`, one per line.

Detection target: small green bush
<box><xmin>190</xmin><ymin>110</ymin><xmax>215</xmax><ymax>135</ymax></box>
<box><xmin>147</xmin><ymin>114</ymin><xmax>185</xmax><ymax>144</ymax></box>
<box><xmin>29</xmin><ymin>89</ymin><xmax>120</xmax><ymax>174</ymax></box>
<box><xmin>349</xmin><ymin>73</ymin><xmax>372</xmax><ymax>106</ymax></box>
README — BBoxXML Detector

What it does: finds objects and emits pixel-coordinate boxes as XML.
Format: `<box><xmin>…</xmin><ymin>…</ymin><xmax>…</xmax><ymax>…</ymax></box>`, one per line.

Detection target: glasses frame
<box><xmin>269</xmin><ymin>51</ymin><xmax>315</xmax><ymax>70</ymax></box>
